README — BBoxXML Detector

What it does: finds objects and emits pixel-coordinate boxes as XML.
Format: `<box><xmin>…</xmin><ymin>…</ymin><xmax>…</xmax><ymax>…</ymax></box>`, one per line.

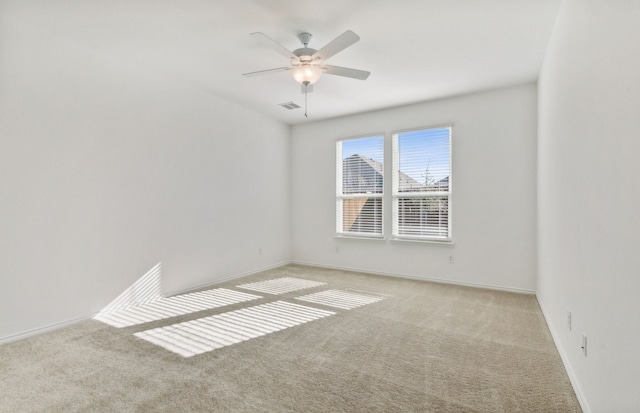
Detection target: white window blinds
<box><xmin>392</xmin><ymin>126</ymin><xmax>452</xmax><ymax>241</ymax></box>
<box><xmin>336</xmin><ymin>136</ymin><xmax>384</xmax><ymax>237</ymax></box>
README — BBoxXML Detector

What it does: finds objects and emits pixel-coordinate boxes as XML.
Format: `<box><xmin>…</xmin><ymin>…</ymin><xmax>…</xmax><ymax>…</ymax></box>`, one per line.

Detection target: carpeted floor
<box><xmin>0</xmin><ymin>264</ymin><xmax>582</xmax><ymax>412</ymax></box>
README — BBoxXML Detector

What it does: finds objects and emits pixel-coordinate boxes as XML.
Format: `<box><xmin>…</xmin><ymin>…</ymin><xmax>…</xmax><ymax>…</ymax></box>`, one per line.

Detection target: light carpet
<box><xmin>0</xmin><ymin>264</ymin><xmax>581</xmax><ymax>412</ymax></box>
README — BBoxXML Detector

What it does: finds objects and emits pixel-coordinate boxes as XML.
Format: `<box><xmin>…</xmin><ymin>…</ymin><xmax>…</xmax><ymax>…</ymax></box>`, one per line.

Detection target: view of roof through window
<box><xmin>341</xmin><ymin>128</ymin><xmax>450</xmax><ymax>187</ymax></box>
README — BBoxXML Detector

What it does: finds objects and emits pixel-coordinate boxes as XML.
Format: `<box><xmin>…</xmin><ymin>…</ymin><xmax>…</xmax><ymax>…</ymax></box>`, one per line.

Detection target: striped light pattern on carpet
<box><xmin>94</xmin><ymin>289</ymin><xmax>261</xmax><ymax>328</ymax></box>
<box><xmin>134</xmin><ymin>301</ymin><xmax>335</xmax><ymax>357</ymax></box>
<box><xmin>295</xmin><ymin>289</ymin><xmax>387</xmax><ymax>310</ymax></box>
<box><xmin>235</xmin><ymin>277</ymin><xmax>326</xmax><ymax>295</ymax></box>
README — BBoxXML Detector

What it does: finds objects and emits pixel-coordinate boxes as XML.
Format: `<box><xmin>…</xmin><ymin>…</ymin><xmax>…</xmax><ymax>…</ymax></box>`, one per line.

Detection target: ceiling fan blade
<box><xmin>250</xmin><ymin>32</ymin><xmax>297</xmax><ymax>60</ymax></box>
<box><xmin>242</xmin><ymin>67</ymin><xmax>291</xmax><ymax>77</ymax></box>
<box><xmin>323</xmin><ymin>65</ymin><xmax>370</xmax><ymax>80</ymax></box>
<box><xmin>301</xmin><ymin>84</ymin><xmax>314</xmax><ymax>94</ymax></box>
<box><xmin>312</xmin><ymin>30</ymin><xmax>360</xmax><ymax>61</ymax></box>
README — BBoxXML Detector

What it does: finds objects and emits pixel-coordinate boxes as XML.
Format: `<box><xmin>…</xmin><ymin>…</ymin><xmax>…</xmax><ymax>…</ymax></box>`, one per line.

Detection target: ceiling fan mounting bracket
<box><xmin>298</xmin><ymin>32</ymin><xmax>313</xmax><ymax>47</ymax></box>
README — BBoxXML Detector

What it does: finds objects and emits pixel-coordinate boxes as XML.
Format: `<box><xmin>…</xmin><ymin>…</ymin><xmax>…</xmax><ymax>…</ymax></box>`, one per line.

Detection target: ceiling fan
<box><xmin>242</xmin><ymin>30</ymin><xmax>370</xmax><ymax>117</ymax></box>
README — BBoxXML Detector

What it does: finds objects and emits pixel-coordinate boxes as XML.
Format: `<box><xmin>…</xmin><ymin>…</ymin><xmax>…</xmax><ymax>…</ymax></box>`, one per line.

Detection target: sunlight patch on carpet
<box><xmin>295</xmin><ymin>289</ymin><xmax>388</xmax><ymax>310</ymax></box>
<box><xmin>235</xmin><ymin>277</ymin><xmax>326</xmax><ymax>295</ymax></box>
<box><xmin>134</xmin><ymin>301</ymin><xmax>335</xmax><ymax>357</ymax></box>
<box><xmin>94</xmin><ymin>289</ymin><xmax>262</xmax><ymax>328</ymax></box>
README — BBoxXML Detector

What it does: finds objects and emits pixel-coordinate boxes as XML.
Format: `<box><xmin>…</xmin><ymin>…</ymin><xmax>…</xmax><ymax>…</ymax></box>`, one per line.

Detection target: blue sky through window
<box><xmin>397</xmin><ymin>128</ymin><xmax>450</xmax><ymax>184</ymax></box>
<box><xmin>340</xmin><ymin>129</ymin><xmax>450</xmax><ymax>184</ymax></box>
<box><xmin>341</xmin><ymin>136</ymin><xmax>384</xmax><ymax>163</ymax></box>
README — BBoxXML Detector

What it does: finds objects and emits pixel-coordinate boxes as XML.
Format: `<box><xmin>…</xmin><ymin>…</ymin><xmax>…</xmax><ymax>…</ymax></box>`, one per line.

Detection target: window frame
<box><xmin>391</xmin><ymin>125</ymin><xmax>453</xmax><ymax>243</ymax></box>
<box><xmin>335</xmin><ymin>134</ymin><xmax>385</xmax><ymax>239</ymax></box>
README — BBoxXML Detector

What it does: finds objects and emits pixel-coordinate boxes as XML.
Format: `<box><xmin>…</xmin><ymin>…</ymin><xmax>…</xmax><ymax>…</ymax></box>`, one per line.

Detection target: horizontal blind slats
<box><xmin>337</xmin><ymin>136</ymin><xmax>384</xmax><ymax>236</ymax></box>
<box><xmin>392</xmin><ymin>127</ymin><xmax>451</xmax><ymax>240</ymax></box>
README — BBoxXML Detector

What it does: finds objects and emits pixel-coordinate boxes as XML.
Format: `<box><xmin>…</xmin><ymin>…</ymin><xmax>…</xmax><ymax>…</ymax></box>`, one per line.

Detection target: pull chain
<box><xmin>304</xmin><ymin>82</ymin><xmax>309</xmax><ymax>118</ymax></box>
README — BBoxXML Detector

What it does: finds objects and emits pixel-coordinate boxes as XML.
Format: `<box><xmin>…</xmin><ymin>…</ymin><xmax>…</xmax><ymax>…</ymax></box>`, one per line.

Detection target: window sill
<box><xmin>334</xmin><ymin>234</ymin><xmax>385</xmax><ymax>241</ymax></box>
<box><xmin>390</xmin><ymin>237</ymin><xmax>454</xmax><ymax>246</ymax></box>
<box><xmin>334</xmin><ymin>234</ymin><xmax>453</xmax><ymax>246</ymax></box>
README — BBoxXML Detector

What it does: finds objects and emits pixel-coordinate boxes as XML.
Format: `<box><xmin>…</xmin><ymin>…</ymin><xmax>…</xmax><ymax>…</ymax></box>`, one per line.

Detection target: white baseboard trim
<box><xmin>0</xmin><ymin>315</ymin><xmax>92</xmax><ymax>345</ymax></box>
<box><xmin>0</xmin><ymin>261</ymin><xmax>292</xmax><ymax>346</ymax></box>
<box><xmin>291</xmin><ymin>261</ymin><xmax>536</xmax><ymax>295</ymax></box>
<box><xmin>536</xmin><ymin>295</ymin><xmax>590</xmax><ymax>413</ymax></box>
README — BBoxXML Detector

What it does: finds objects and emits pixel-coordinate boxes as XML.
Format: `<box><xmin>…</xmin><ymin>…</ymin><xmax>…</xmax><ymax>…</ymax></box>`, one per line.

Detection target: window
<box><xmin>392</xmin><ymin>126</ymin><xmax>452</xmax><ymax>241</ymax></box>
<box><xmin>336</xmin><ymin>135</ymin><xmax>384</xmax><ymax>237</ymax></box>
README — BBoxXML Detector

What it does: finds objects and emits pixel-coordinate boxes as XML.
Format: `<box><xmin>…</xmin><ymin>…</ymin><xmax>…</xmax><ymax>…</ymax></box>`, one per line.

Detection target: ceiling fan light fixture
<box><xmin>292</xmin><ymin>64</ymin><xmax>322</xmax><ymax>85</ymax></box>
<box><xmin>243</xmin><ymin>30</ymin><xmax>369</xmax><ymax>118</ymax></box>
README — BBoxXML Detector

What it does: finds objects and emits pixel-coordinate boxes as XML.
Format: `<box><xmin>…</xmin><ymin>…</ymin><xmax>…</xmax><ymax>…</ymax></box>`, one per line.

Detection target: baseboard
<box><xmin>291</xmin><ymin>261</ymin><xmax>536</xmax><ymax>295</ymax></box>
<box><xmin>536</xmin><ymin>295</ymin><xmax>590</xmax><ymax>413</ymax></box>
<box><xmin>0</xmin><ymin>261</ymin><xmax>292</xmax><ymax>346</ymax></box>
<box><xmin>0</xmin><ymin>315</ymin><xmax>92</xmax><ymax>345</ymax></box>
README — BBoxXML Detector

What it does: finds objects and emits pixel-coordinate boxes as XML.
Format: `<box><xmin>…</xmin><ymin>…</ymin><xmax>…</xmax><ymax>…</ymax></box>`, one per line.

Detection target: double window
<box><xmin>336</xmin><ymin>126</ymin><xmax>452</xmax><ymax>242</ymax></box>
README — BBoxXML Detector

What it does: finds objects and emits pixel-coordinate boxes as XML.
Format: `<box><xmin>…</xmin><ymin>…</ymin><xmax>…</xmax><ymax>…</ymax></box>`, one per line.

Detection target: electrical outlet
<box><xmin>567</xmin><ymin>310</ymin><xmax>572</xmax><ymax>331</ymax></box>
<box><xmin>335</xmin><ymin>246</ymin><xmax>340</xmax><ymax>254</ymax></box>
<box><xmin>258</xmin><ymin>248</ymin><xmax>263</xmax><ymax>256</ymax></box>
<box><xmin>448</xmin><ymin>255</ymin><xmax>454</xmax><ymax>264</ymax></box>
<box><xmin>581</xmin><ymin>334</ymin><xmax>587</xmax><ymax>357</ymax></box>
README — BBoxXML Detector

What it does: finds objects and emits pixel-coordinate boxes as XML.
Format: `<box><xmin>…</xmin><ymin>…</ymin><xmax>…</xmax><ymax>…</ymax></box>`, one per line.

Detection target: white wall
<box><xmin>291</xmin><ymin>84</ymin><xmax>537</xmax><ymax>292</ymax></box>
<box><xmin>0</xmin><ymin>15</ymin><xmax>291</xmax><ymax>341</ymax></box>
<box><xmin>537</xmin><ymin>1</ymin><xmax>640</xmax><ymax>411</ymax></box>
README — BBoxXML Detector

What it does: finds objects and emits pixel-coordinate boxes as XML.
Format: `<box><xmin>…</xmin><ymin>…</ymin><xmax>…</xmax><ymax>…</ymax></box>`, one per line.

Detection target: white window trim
<box><xmin>391</xmin><ymin>124</ymin><xmax>453</xmax><ymax>242</ymax></box>
<box><xmin>335</xmin><ymin>125</ymin><xmax>453</xmax><ymax>244</ymax></box>
<box><xmin>335</xmin><ymin>134</ymin><xmax>385</xmax><ymax>239</ymax></box>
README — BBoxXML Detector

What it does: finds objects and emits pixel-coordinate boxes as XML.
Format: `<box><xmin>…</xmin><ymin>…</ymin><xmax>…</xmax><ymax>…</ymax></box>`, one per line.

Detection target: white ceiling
<box><xmin>3</xmin><ymin>0</ymin><xmax>562</xmax><ymax>125</ymax></box>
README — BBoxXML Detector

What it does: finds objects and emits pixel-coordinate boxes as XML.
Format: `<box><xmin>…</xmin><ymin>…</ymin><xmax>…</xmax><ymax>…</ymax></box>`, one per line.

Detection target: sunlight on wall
<box><xmin>94</xmin><ymin>288</ymin><xmax>262</xmax><ymax>328</ymax></box>
<box><xmin>98</xmin><ymin>263</ymin><xmax>164</xmax><ymax>313</ymax></box>
<box><xmin>93</xmin><ymin>262</ymin><xmax>264</xmax><ymax>328</ymax></box>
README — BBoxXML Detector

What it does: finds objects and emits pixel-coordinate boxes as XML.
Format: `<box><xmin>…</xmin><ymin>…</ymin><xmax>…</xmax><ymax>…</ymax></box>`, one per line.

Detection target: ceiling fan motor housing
<box><xmin>292</xmin><ymin>48</ymin><xmax>317</xmax><ymax>64</ymax></box>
